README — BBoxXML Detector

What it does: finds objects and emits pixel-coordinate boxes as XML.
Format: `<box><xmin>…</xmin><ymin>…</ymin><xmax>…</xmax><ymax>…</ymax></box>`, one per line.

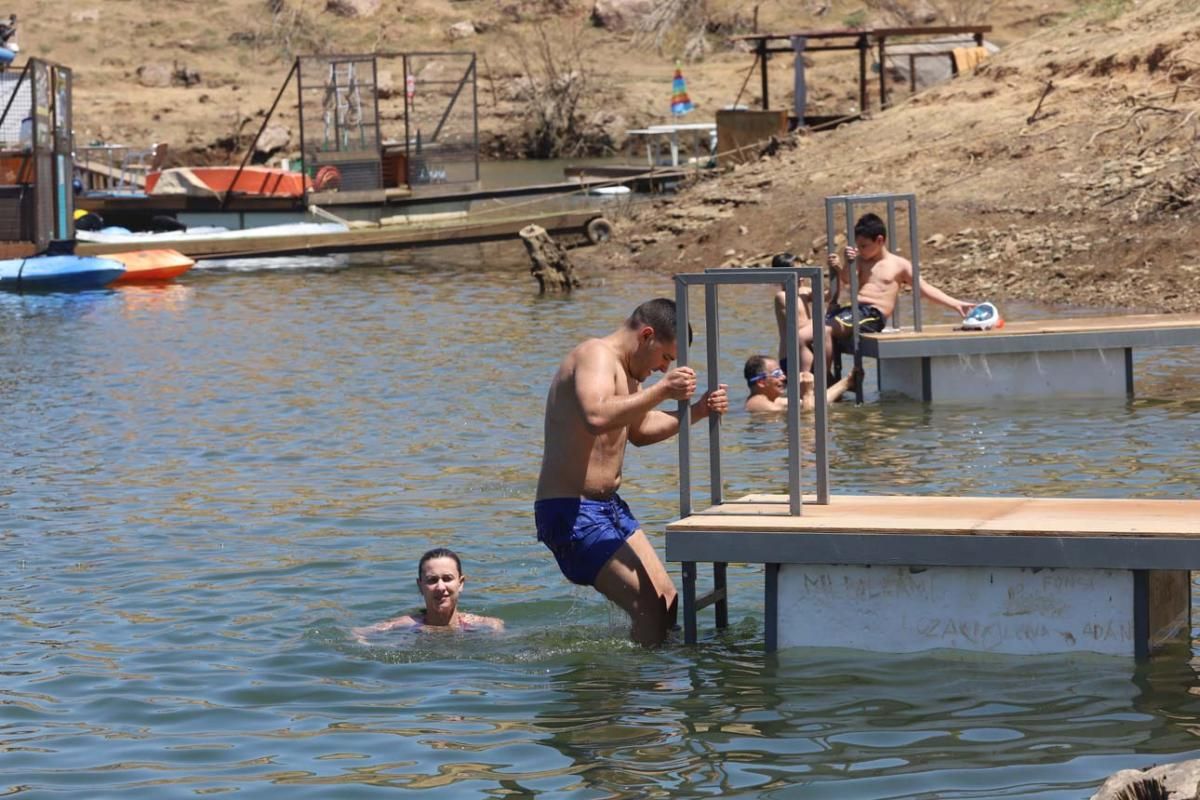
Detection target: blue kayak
<box><xmin>0</xmin><ymin>255</ymin><xmax>126</xmax><ymax>292</ymax></box>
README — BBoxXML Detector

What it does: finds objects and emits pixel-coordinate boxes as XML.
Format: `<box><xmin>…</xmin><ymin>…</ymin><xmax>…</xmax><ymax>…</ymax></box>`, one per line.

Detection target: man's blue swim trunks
<box><xmin>534</xmin><ymin>494</ymin><xmax>641</xmax><ymax>586</ymax></box>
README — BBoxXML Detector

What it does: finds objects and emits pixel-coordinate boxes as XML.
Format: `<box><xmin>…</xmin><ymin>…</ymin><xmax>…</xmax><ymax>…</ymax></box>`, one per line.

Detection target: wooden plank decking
<box><xmin>666</xmin><ymin>494</ymin><xmax>1200</xmax><ymax>570</ymax></box>
<box><xmin>670</xmin><ymin>494</ymin><xmax>1199</xmax><ymax>536</ymax></box>
<box><xmin>667</xmin><ymin>494</ymin><xmax>1200</xmax><ymax>654</ymax></box>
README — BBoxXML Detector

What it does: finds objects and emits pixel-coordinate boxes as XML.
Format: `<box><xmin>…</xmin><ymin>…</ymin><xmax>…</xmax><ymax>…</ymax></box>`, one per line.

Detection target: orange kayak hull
<box><xmin>107</xmin><ymin>249</ymin><xmax>195</xmax><ymax>283</ymax></box>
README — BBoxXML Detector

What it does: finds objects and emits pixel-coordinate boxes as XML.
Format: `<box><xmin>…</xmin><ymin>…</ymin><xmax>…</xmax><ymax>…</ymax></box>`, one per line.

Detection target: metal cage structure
<box><xmin>0</xmin><ymin>58</ymin><xmax>74</xmax><ymax>251</ymax></box>
<box><xmin>675</xmin><ymin>265</ymin><xmax>830</xmax><ymax>518</ymax></box>
<box><xmin>399</xmin><ymin>51</ymin><xmax>479</xmax><ymax>189</ymax></box>
<box><xmin>298</xmin><ymin>55</ymin><xmax>384</xmax><ymax>195</ymax></box>
<box><xmin>295</xmin><ymin>51</ymin><xmax>479</xmax><ymax>198</ymax></box>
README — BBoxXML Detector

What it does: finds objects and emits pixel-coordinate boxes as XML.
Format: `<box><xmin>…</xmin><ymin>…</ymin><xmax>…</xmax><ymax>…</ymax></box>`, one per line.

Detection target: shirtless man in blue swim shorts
<box><xmin>535</xmin><ymin>298</ymin><xmax>728</xmax><ymax>646</ymax></box>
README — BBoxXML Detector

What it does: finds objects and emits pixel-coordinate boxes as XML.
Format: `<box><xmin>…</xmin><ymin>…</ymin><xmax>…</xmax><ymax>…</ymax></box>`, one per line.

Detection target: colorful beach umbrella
<box><xmin>671</xmin><ymin>61</ymin><xmax>695</xmax><ymax>116</ymax></box>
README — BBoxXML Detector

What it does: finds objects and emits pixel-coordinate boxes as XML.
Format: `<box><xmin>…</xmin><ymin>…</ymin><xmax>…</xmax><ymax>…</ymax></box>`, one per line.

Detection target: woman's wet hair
<box><xmin>417</xmin><ymin>547</ymin><xmax>462</xmax><ymax>578</ymax></box>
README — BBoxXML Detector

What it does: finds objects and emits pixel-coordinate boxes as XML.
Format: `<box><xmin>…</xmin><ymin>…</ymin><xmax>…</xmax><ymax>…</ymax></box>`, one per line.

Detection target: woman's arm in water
<box><xmin>352</xmin><ymin>614</ymin><xmax>419</xmax><ymax>643</ymax></box>
<box><xmin>462</xmin><ymin>613</ymin><xmax>505</xmax><ymax>632</ymax></box>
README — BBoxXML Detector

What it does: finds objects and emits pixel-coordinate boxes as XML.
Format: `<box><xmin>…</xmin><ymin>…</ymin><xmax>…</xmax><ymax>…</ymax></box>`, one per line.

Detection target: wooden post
<box><xmin>759</xmin><ymin>38</ymin><xmax>770</xmax><ymax>110</ymax></box>
<box><xmin>878</xmin><ymin>35</ymin><xmax>889</xmax><ymax>110</ymax></box>
<box><xmin>858</xmin><ymin>35</ymin><xmax>869</xmax><ymax>114</ymax></box>
<box><xmin>520</xmin><ymin>223</ymin><xmax>581</xmax><ymax>294</ymax></box>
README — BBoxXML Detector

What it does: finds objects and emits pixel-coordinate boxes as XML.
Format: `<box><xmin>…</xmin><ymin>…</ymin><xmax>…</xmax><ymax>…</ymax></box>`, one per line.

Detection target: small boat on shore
<box><xmin>145</xmin><ymin>166</ymin><xmax>311</xmax><ymax>198</ymax></box>
<box><xmin>0</xmin><ymin>255</ymin><xmax>125</xmax><ymax>292</ymax></box>
<box><xmin>107</xmin><ymin>249</ymin><xmax>195</xmax><ymax>283</ymax></box>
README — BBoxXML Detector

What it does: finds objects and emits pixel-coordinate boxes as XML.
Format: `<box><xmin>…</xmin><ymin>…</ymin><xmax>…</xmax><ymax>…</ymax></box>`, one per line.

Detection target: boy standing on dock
<box><xmin>535</xmin><ymin>298</ymin><xmax>728</xmax><ymax>646</ymax></box>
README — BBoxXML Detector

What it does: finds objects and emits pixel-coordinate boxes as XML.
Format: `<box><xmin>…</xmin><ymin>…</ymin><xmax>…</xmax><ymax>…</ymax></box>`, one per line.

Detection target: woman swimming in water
<box><xmin>353</xmin><ymin>547</ymin><xmax>504</xmax><ymax>642</ymax></box>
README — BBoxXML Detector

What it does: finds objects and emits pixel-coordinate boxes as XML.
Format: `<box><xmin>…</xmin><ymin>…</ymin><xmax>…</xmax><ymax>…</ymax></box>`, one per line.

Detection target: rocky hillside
<box><xmin>15</xmin><ymin>0</ymin><xmax>1072</xmax><ymax>161</ymax></box>
<box><xmin>582</xmin><ymin>0</ymin><xmax>1200</xmax><ymax>313</ymax></box>
<box><xmin>8</xmin><ymin>0</ymin><xmax>1196</xmax><ymax>311</ymax></box>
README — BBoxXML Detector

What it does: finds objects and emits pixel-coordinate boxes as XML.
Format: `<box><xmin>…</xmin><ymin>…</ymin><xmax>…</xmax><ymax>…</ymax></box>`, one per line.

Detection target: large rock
<box><xmin>136</xmin><ymin>63</ymin><xmax>173</xmax><ymax>88</ymax></box>
<box><xmin>325</xmin><ymin>0</ymin><xmax>380</xmax><ymax>17</ymax></box>
<box><xmin>1091</xmin><ymin>758</ymin><xmax>1200</xmax><ymax>799</ymax></box>
<box><xmin>447</xmin><ymin>21</ymin><xmax>476</xmax><ymax>40</ymax></box>
<box><xmin>375</xmin><ymin>69</ymin><xmax>395</xmax><ymax>100</ymax></box>
<box><xmin>591</xmin><ymin>0</ymin><xmax>655</xmax><ymax>31</ymax></box>
<box><xmin>254</xmin><ymin>124</ymin><xmax>291</xmax><ymax>157</ymax></box>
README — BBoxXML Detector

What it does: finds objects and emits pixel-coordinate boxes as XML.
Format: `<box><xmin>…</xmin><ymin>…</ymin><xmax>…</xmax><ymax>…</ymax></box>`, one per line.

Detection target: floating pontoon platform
<box><xmin>667</xmin><ymin>257</ymin><xmax>1200</xmax><ymax>658</ymax></box>
<box><xmin>667</xmin><ymin>493</ymin><xmax>1199</xmax><ymax>657</ymax></box>
<box><xmin>75</xmin><ymin>209</ymin><xmax>609</xmax><ymax>260</ymax></box>
<box><xmin>820</xmin><ymin>194</ymin><xmax>1200</xmax><ymax>403</ymax></box>
<box><xmin>860</xmin><ymin>313</ymin><xmax>1200</xmax><ymax>402</ymax></box>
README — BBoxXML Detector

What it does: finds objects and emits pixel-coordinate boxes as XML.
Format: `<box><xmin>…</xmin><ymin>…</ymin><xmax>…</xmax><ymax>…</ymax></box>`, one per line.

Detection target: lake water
<box><xmin>3</xmin><ymin>247</ymin><xmax>1200</xmax><ymax>798</ymax></box>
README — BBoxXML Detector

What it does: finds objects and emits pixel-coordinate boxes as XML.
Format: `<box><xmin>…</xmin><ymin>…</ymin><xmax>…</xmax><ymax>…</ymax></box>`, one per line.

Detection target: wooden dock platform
<box><xmin>563</xmin><ymin>165</ymin><xmax>702</xmax><ymax>193</ymax></box>
<box><xmin>667</xmin><ymin>493</ymin><xmax>1200</xmax><ymax>656</ymax></box>
<box><xmin>857</xmin><ymin>313</ymin><xmax>1200</xmax><ymax>401</ymax></box>
<box><xmin>75</xmin><ymin>210</ymin><xmax>608</xmax><ymax>260</ymax></box>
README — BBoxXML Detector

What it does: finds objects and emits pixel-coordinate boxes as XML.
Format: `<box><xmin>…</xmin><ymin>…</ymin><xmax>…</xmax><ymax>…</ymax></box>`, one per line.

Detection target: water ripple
<box><xmin>1</xmin><ymin>260</ymin><xmax>1199</xmax><ymax>797</ymax></box>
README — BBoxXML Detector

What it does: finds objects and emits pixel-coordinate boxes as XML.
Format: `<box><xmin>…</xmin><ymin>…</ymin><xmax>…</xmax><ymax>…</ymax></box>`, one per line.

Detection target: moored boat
<box><xmin>106</xmin><ymin>249</ymin><xmax>195</xmax><ymax>283</ymax></box>
<box><xmin>0</xmin><ymin>255</ymin><xmax>125</xmax><ymax>292</ymax></box>
<box><xmin>145</xmin><ymin>166</ymin><xmax>311</xmax><ymax>198</ymax></box>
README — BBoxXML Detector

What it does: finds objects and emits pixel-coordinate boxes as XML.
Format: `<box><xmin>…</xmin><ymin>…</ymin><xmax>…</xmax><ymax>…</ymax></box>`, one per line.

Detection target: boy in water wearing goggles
<box><xmin>743</xmin><ymin>355</ymin><xmax>857</xmax><ymax>413</ymax></box>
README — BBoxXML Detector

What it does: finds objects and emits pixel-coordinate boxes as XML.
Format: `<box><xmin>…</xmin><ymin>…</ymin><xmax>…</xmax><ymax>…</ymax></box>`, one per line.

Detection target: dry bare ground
<box><xmin>582</xmin><ymin>0</ymin><xmax>1200</xmax><ymax>313</ymax></box>
<box><xmin>12</xmin><ymin>0</ymin><xmax>1076</xmax><ymax>159</ymax></box>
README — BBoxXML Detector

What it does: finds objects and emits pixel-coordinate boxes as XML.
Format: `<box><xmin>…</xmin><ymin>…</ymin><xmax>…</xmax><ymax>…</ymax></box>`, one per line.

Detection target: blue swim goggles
<box><xmin>750</xmin><ymin>368</ymin><xmax>785</xmax><ymax>384</ymax></box>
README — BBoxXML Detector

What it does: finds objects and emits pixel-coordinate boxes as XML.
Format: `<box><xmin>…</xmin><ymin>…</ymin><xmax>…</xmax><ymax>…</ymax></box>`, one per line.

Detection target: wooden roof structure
<box><xmin>730</xmin><ymin>25</ymin><xmax>992</xmax><ymax>117</ymax></box>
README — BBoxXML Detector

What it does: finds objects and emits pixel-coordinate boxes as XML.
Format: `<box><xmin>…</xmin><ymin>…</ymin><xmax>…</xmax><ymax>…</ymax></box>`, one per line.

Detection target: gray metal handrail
<box><xmin>674</xmin><ymin>266</ymin><xmax>828</xmax><ymax>519</ymax></box>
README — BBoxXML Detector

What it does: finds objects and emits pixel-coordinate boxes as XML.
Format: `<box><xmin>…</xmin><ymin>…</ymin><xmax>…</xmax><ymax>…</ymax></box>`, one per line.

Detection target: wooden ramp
<box><xmin>76</xmin><ymin>210</ymin><xmax>606</xmax><ymax>260</ymax></box>
<box><xmin>856</xmin><ymin>313</ymin><xmax>1200</xmax><ymax>401</ymax></box>
<box><xmin>667</xmin><ymin>494</ymin><xmax>1200</xmax><ymax>656</ymax></box>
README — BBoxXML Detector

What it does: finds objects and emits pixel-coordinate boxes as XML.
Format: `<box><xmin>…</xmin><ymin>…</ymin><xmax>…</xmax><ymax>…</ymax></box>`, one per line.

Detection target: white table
<box><xmin>625</xmin><ymin>122</ymin><xmax>717</xmax><ymax>168</ymax></box>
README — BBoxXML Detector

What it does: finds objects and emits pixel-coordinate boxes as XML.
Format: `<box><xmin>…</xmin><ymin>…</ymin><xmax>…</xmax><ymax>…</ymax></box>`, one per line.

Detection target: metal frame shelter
<box><xmin>825</xmin><ymin>192</ymin><xmax>923</xmax><ymax>403</ymax></box>
<box><xmin>730</xmin><ymin>25</ymin><xmax>990</xmax><ymax>122</ymax></box>
<box><xmin>673</xmin><ymin>265</ymin><xmax>828</xmax><ymax>644</ymax></box>
<box><xmin>222</xmin><ymin>51</ymin><xmax>480</xmax><ymax>212</ymax></box>
<box><xmin>296</xmin><ymin>51</ymin><xmax>479</xmax><ymax>196</ymax></box>
<box><xmin>0</xmin><ymin>58</ymin><xmax>74</xmax><ymax>254</ymax></box>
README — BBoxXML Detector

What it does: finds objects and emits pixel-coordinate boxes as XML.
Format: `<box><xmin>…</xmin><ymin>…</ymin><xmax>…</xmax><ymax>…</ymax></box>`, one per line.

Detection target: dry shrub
<box><xmin>228</xmin><ymin>0</ymin><xmax>330</xmax><ymax>60</ymax></box>
<box><xmin>506</xmin><ymin>23</ymin><xmax>606</xmax><ymax>158</ymax></box>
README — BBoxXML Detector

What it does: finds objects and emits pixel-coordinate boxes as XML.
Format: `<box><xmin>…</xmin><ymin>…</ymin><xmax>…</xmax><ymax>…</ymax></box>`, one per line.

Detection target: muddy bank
<box><xmin>576</xmin><ymin>0</ymin><xmax>1200</xmax><ymax>314</ymax></box>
